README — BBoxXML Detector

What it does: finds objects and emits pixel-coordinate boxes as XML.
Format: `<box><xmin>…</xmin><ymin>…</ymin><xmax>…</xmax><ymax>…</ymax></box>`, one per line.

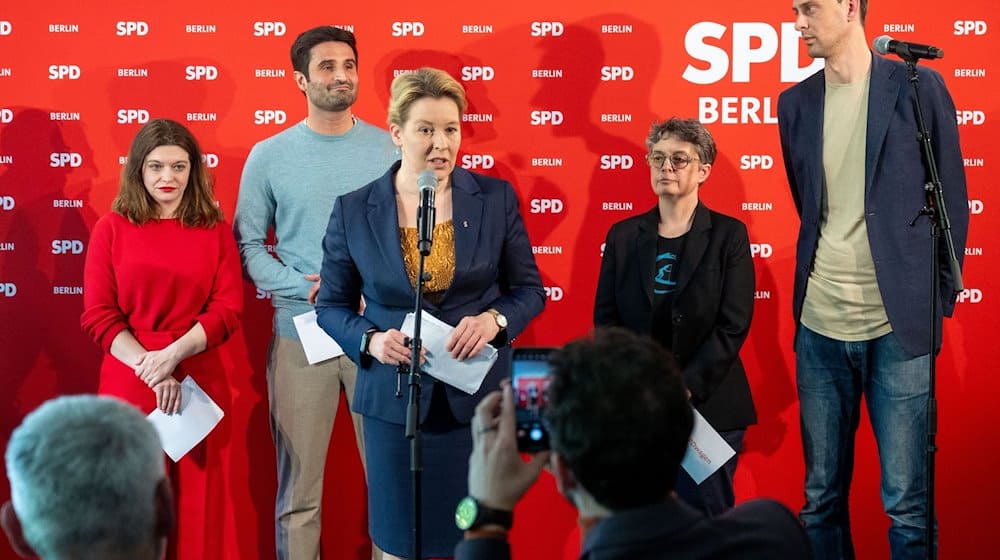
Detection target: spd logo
<box><xmin>1</xmin><ymin>108</ymin><xmax>12</xmax><ymax>123</ymax></box>
<box><xmin>600</xmin><ymin>155</ymin><xmax>633</xmax><ymax>169</ymax></box>
<box><xmin>51</xmin><ymin>240</ymin><xmax>84</xmax><ymax>254</ymax></box>
<box><xmin>255</xmin><ymin>288</ymin><xmax>272</xmax><ymax>299</ymax></box>
<box><xmin>530</xmin><ymin>21</ymin><xmax>563</xmax><ymax>36</ymax></box>
<box><xmin>185</xmin><ymin>65</ymin><xmax>218</xmax><ymax>80</ymax></box>
<box><xmin>50</xmin><ymin>153</ymin><xmax>82</xmax><ymax>167</ymax></box>
<box><xmin>115</xmin><ymin>21</ymin><xmax>149</xmax><ymax>36</ymax></box>
<box><xmin>461</xmin><ymin>154</ymin><xmax>494</xmax><ymax>169</ymax></box>
<box><xmin>739</xmin><ymin>155</ymin><xmax>773</xmax><ymax>169</ymax></box>
<box><xmin>956</xmin><ymin>288</ymin><xmax>983</xmax><ymax>303</ymax></box>
<box><xmin>253</xmin><ymin>22</ymin><xmax>286</xmax><ymax>36</ymax></box>
<box><xmin>530</xmin><ymin>199</ymin><xmax>564</xmax><ymax>214</ymax></box>
<box><xmin>969</xmin><ymin>199</ymin><xmax>983</xmax><ymax>214</ymax></box>
<box><xmin>254</xmin><ymin>110</ymin><xmax>287</xmax><ymax>125</ymax></box>
<box><xmin>683</xmin><ymin>22</ymin><xmax>821</xmax><ymax>84</ymax></box>
<box><xmin>544</xmin><ymin>286</ymin><xmax>564</xmax><ymax>301</ymax></box>
<box><xmin>530</xmin><ymin>110</ymin><xmax>563</xmax><ymax>126</ymax></box>
<box><xmin>202</xmin><ymin>153</ymin><xmax>219</xmax><ymax>168</ymax></box>
<box><xmin>1</xmin><ymin>196</ymin><xmax>14</xmax><ymax>210</ymax></box>
<box><xmin>461</xmin><ymin>66</ymin><xmax>494</xmax><ymax>81</ymax></box>
<box><xmin>116</xmin><ymin>109</ymin><xmax>149</xmax><ymax>124</ymax></box>
<box><xmin>0</xmin><ymin>21</ymin><xmax>11</xmax><ymax>35</ymax></box>
<box><xmin>954</xmin><ymin>21</ymin><xmax>987</xmax><ymax>35</ymax></box>
<box><xmin>956</xmin><ymin>110</ymin><xmax>985</xmax><ymax>125</ymax></box>
<box><xmin>48</xmin><ymin>65</ymin><xmax>81</xmax><ymax>80</ymax></box>
<box><xmin>750</xmin><ymin>243</ymin><xmax>773</xmax><ymax>258</ymax></box>
<box><xmin>391</xmin><ymin>22</ymin><xmax>425</xmax><ymax>36</ymax></box>
<box><xmin>0</xmin><ymin>283</ymin><xmax>16</xmax><ymax>297</ymax></box>
<box><xmin>600</xmin><ymin>66</ymin><xmax>634</xmax><ymax>81</ymax></box>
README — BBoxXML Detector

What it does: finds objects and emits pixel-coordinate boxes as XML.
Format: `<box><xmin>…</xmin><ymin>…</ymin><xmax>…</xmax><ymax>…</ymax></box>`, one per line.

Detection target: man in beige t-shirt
<box><xmin>777</xmin><ymin>1</ymin><xmax>968</xmax><ymax>559</ymax></box>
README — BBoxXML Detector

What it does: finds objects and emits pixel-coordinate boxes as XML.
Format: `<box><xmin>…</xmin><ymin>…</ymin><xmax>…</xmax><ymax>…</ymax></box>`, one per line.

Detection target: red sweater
<box><xmin>81</xmin><ymin>212</ymin><xmax>242</xmax><ymax>408</ymax></box>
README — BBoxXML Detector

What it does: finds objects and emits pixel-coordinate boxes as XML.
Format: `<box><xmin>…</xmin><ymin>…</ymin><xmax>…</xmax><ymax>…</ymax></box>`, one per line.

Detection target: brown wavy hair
<box><xmin>112</xmin><ymin>119</ymin><xmax>222</xmax><ymax>227</ymax></box>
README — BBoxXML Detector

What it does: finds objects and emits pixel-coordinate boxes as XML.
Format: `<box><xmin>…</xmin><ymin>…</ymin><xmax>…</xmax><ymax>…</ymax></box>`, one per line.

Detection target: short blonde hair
<box><xmin>387</xmin><ymin>67</ymin><xmax>467</xmax><ymax>127</ymax></box>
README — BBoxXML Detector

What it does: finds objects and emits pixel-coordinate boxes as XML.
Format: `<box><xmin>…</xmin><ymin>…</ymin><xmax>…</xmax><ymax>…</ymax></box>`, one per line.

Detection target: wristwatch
<box><xmin>360</xmin><ymin>328</ymin><xmax>377</xmax><ymax>356</ymax></box>
<box><xmin>486</xmin><ymin>308</ymin><xmax>508</xmax><ymax>331</ymax></box>
<box><xmin>455</xmin><ymin>496</ymin><xmax>513</xmax><ymax>531</ymax></box>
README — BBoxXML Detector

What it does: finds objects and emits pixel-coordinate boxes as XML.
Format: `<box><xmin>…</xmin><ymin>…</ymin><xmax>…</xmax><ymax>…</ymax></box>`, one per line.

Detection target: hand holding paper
<box><xmin>292</xmin><ymin>310</ymin><xmax>345</xmax><ymax>365</ymax></box>
<box><xmin>680</xmin><ymin>408</ymin><xmax>736</xmax><ymax>484</ymax></box>
<box><xmin>147</xmin><ymin>376</ymin><xmax>224</xmax><ymax>462</ymax></box>
<box><xmin>400</xmin><ymin>312</ymin><xmax>498</xmax><ymax>394</ymax></box>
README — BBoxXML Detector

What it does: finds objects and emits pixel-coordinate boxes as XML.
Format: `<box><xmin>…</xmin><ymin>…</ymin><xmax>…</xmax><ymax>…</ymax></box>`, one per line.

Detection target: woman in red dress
<box><xmin>81</xmin><ymin>118</ymin><xmax>242</xmax><ymax>559</ymax></box>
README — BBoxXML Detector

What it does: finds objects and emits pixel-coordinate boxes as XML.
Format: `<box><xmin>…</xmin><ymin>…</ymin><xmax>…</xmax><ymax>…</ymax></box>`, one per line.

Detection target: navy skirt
<box><xmin>364</xmin><ymin>382</ymin><xmax>472</xmax><ymax>558</ymax></box>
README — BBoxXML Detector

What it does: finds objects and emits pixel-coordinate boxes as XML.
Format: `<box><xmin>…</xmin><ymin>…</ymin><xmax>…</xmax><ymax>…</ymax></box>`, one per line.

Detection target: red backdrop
<box><xmin>1</xmin><ymin>1</ymin><xmax>996</xmax><ymax>558</ymax></box>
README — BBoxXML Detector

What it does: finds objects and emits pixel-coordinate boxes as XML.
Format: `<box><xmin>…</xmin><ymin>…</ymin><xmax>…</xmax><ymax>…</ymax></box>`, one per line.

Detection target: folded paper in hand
<box><xmin>293</xmin><ymin>310</ymin><xmax>345</xmax><ymax>365</ymax></box>
<box><xmin>400</xmin><ymin>312</ymin><xmax>498</xmax><ymax>394</ymax></box>
<box><xmin>680</xmin><ymin>408</ymin><xmax>736</xmax><ymax>484</ymax></box>
<box><xmin>147</xmin><ymin>376</ymin><xmax>224</xmax><ymax>462</ymax></box>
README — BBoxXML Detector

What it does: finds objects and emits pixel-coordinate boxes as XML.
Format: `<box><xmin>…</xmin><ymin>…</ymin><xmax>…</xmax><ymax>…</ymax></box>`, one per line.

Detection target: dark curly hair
<box><xmin>545</xmin><ymin>327</ymin><xmax>694</xmax><ymax>510</ymax></box>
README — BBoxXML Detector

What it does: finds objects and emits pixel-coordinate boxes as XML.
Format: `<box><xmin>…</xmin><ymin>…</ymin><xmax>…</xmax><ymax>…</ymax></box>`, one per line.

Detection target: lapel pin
<box><xmin>463</xmin><ymin>220</ymin><xmax>469</xmax><ymax>228</ymax></box>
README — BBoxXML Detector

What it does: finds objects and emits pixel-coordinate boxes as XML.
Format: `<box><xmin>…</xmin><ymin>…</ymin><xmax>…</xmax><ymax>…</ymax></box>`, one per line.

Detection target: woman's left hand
<box><xmin>153</xmin><ymin>376</ymin><xmax>183</xmax><ymax>414</ymax></box>
<box><xmin>135</xmin><ymin>348</ymin><xmax>182</xmax><ymax>388</ymax></box>
<box><xmin>447</xmin><ymin>313</ymin><xmax>500</xmax><ymax>361</ymax></box>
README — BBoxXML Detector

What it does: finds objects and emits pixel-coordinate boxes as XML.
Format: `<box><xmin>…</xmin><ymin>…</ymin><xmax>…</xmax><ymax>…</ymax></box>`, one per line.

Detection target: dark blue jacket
<box><xmin>455</xmin><ymin>498</ymin><xmax>811</xmax><ymax>559</ymax></box>
<box><xmin>316</xmin><ymin>162</ymin><xmax>545</xmax><ymax>424</ymax></box>
<box><xmin>778</xmin><ymin>52</ymin><xmax>968</xmax><ymax>356</ymax></box>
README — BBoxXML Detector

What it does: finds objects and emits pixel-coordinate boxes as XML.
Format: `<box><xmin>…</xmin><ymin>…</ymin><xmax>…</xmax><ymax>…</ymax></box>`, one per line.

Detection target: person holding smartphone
<box><xmin>454</xmin><ymin>328</ymin><xmax>808</xmax><ymax>559</ymax></box>
<box><xmin>594</xmin><ymin>118</ymin><xmax>755</xmax><ymax>515</ymax></box>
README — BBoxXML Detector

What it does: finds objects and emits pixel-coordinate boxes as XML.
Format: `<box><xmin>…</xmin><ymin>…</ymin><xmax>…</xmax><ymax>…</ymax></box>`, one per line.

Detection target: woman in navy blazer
<box><xmin>316</xmin><ymin>68</ymin><xmax>545</xmax><ymax>558</ymax></box>
<box><xmin>594</xmin><ymin>118</ymin><xmax>755</xmax><ymax>516</ymax></box>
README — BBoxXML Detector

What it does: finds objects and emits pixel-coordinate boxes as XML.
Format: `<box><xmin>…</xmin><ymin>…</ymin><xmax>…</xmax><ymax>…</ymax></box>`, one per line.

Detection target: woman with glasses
<box><xmin>594</xmin><ymin>117</ymin><xmax>756</xmax><ymax>516</ymax></box>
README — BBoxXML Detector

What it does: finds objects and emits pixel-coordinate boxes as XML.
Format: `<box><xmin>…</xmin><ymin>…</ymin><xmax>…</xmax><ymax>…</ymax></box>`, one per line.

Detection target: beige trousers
<box><xmin>268</xmin><ymin>336</ymin><xmax>379</xmax><ymax>559</ymax></box>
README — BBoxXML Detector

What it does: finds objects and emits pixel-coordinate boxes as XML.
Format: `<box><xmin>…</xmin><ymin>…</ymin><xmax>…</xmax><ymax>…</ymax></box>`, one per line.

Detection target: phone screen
<box><xmin>511</xmin><ymin>347</ymin><xmax>554</xmax><ymax>452</ymax></box>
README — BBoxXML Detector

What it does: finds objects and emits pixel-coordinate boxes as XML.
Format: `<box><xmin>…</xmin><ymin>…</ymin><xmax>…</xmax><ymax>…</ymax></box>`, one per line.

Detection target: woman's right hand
<box><xmin>369</xmin><ymin>329</ymin><xmax>424</xmax><ymax>367</ymax></box>
<box><xmin>153</xmin><ymin>376</ymin><xmax>182</xmax><ymax>414</ymax></box>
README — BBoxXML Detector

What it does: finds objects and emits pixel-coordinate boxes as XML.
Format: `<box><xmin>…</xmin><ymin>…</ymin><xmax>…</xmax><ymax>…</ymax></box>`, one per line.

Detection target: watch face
<box><xmin>496</xmin><ymin>313</ymin><xmax>508</xmax><ymax>328</ymax></box>
<box><xmin>455</xmin><ymin>496</ymin><xmax>478</xmax><ymax>530</ymax></box>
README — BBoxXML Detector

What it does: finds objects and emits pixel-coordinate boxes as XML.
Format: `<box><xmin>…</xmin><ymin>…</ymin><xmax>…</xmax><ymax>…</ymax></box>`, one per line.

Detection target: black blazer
<box><xmin>594</xmin><ymin>202</ymin><xmax>756</xmax><ymax>430</ymax></box>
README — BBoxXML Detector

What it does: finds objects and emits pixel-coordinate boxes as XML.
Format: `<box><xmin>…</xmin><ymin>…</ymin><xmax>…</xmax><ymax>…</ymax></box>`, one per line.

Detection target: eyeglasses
<box><xmin>645</xmin><ymin>152</ymin><xmax>698</xmax><ymax>170</ymax></box>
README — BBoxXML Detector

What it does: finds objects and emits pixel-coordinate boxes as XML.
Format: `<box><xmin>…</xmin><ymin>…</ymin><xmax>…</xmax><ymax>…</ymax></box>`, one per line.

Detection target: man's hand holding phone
<box><xmin>468</xmin><ymin>382</ymin><xmax>551</xmax><ymax>512</ymax></box>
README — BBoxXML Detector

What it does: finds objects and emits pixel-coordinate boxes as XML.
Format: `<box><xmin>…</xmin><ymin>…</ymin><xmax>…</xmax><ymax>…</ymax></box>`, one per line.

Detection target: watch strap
<box><xmin>456</xmin><ymin>496</ymin><xmax>513</xmax><ymax>531</ymax></box>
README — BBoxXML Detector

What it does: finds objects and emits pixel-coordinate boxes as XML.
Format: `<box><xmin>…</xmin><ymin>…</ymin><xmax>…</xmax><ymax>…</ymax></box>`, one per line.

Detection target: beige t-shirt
<box><xmin>801</xmin><ymin>72</ymin><xmax>891</xmax><ymax>341</ymax></box>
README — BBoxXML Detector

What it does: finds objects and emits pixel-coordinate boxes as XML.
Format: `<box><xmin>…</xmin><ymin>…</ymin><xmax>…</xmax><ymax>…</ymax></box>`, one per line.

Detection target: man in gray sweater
<box><xmin>234</xmin><ymin>26</ymin><xmax>397</xmax><ymax>560</ymax></box>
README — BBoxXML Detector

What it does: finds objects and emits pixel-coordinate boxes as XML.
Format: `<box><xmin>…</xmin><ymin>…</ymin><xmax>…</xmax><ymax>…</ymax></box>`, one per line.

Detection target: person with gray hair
<box><xmin>1</xmin><ymin>395</ymin><xmax>173</xmax><ymax>560</ymax></box>
<box><xmin>594</xmin><ymin>117</ymin><xmax>757</xmax><ymax>516</ymax></box>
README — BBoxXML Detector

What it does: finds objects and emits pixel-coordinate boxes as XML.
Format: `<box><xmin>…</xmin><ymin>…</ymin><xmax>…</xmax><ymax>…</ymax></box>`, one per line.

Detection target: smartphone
<box><xmin>511</xmin><ymin>347</ymin><xmax>555</xmax><ymax>453</ymax></box>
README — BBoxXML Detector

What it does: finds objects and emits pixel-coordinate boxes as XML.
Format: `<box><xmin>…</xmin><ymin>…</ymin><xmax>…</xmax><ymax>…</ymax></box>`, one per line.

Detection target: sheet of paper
<box><xmin>680</xmin><ymin>408</ymin><xmax>736</xmax><ymax>484</ymax></box>
<box><xmin>400</xmin><ymin>312</ymin><xmax>498</xmax><ymax>395</ymax></box>
<box><xmin>293</xmin><ymin>310</ymin><xmax>345</xmax><ymax>364</ymax></box>
<box><xmin>147</xmin><ymin>376</ymin><xmax>225</xmax><ymax>462</ymax></box>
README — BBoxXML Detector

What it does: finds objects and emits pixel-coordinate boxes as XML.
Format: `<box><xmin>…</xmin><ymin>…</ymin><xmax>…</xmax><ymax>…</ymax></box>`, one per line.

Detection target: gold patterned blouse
<box><xmin>400</xmin><ymin>220</ymin><xmax>455</xmax><ymax>304</ymax></box>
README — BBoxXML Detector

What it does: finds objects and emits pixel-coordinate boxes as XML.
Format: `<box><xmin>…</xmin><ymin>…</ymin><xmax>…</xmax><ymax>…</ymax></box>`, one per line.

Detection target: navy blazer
<box><xmin>316</xmin><ymin>162</ymin><xmax>545</xmax><ymax>425</ymax></box>
<box><xmin>778</xmin><ymin>52</ymin><xmax>968</xmax><ymax>356</ymax></box>
<box><xmin>594</xmin><ymin>203</ymin><xmax>756</xmax><ymax>431</ymax></box>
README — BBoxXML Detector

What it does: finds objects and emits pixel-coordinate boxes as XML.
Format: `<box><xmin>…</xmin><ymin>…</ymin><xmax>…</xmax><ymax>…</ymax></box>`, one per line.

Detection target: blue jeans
<box><xmin>796</xmin><ymin>325</ymin><xmax>934</xmax><ymax>560</ymax></box>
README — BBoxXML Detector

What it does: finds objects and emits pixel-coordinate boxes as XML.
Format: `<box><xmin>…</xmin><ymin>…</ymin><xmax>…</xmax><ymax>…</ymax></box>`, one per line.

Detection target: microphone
<box><xmin>873</xmin><ymin>35</ymin><xmax>944</xmax><ymax>61</ymax></box>
<box><xmin>417</xmin><ymin>169</ymin><xmax>437</xmax><ymax>256</ymax></box>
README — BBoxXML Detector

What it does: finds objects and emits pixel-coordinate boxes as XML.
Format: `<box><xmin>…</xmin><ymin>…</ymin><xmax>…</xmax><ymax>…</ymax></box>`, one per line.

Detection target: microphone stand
<box><xmin>901</xmin><ymin>54</ymin><xmax>964</xmax><ymax>560</ymax></box>
<box><xmin>396</xmin><ymin>187</ymin><xmax>435</xmax><ymax>560</ymax></box>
